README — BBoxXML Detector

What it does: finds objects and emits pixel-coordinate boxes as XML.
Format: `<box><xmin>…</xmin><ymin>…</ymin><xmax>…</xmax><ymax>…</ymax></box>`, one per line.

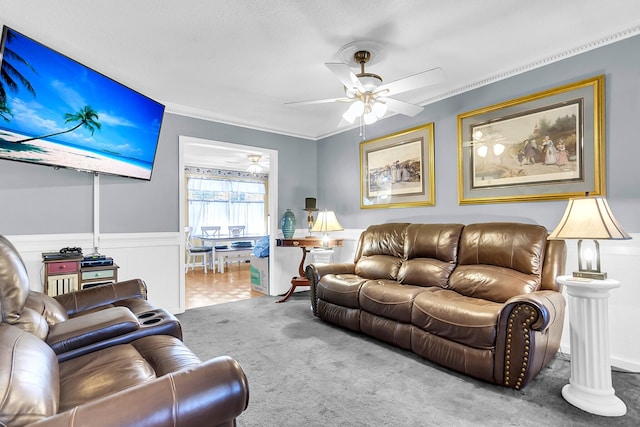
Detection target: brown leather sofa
<box><xmin>306</xmin><ymin>222</ymin><xmax>567</xmax><ymax>389</ymax></box>
<box><xmin>0</xmin><ymin>235</ymin><xmax>182</xmax><ymax>361</ymax></box>
<box><xmin>0</xmin><ymin>323</ymin><xmax>249</xmax><ymax>426</ymax></box>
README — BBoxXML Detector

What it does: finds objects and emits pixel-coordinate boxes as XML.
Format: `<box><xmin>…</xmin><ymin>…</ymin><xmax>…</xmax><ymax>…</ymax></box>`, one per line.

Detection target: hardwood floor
<box><xmin>185</xmin><ymin>261</ymin><xmax>264</xmax><ymax>309</ymax></box>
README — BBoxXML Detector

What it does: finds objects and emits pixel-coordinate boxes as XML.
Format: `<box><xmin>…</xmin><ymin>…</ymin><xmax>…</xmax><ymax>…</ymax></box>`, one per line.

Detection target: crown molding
<box><xmin>420</xmin><ymin>24</ymin><xmax>640</xmax><ymax>106</ymax></box>
<box><xmin>164</xmin><ymin>25</ymin><xmax>640</xmax><ymax>141</ymax></box>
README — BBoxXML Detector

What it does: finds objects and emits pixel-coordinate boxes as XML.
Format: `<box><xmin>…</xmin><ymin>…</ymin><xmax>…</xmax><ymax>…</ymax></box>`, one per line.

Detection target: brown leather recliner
<box><xmin>306</xmin><ymin>222</ymin><xmax>567</xmax><ymax>389</ymax></box>
<box><xmin>0</xmin><ymin>235</ymin><xmax>182</xmax><ymax>361</ymax></box>
<box><xmin>0</xmin><ymin>322</ymin><xmax>249</xmax><ymax>427</ymax></box>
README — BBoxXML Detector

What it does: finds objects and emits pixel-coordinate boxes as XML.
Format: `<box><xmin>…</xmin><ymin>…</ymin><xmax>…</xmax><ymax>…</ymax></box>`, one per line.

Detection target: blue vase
<box><xmin>281</xmin><ymin>209</ymin><xmax>296</xmax><ymax>238</ymax></box>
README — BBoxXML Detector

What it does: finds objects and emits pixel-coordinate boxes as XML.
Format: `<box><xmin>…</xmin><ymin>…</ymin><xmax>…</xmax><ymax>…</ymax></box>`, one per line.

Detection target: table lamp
<box><xmin>311</xmin><ymin>210</ymin><xmax>343</xmax><ymax>247</ymax></box>
<box><xmin>548</xmin><ymin>194</ymin><xmax>630</xmax><ymax>279</ymax></box>
<box><xmin>548</xmin><ymin>194</ymin><xmax>631</xmax><ymax>417</ymax></box>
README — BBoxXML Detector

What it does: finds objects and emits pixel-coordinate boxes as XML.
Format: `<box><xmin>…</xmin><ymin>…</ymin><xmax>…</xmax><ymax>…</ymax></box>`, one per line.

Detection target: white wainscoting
<box><xmin>7</xmin><ymin>232</ymin><xmax>184</xmax><ymax>314</ymax></box>
<box><xmin>7</xmin><ymin>230</ymin><xmax>638</xmax><ymax>372</ymax></box>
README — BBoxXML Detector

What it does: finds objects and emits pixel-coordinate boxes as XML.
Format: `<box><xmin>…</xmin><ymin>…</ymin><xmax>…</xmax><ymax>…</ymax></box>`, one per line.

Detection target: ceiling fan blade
<box><xmin>380</xmin><ymin>97</ymin><xmax>424</xmax><ymax>117</ymax></box>
<box><xmin>285</xmin><ymin>97</ymin><xmax>351</xmax><ymax>106</ymax></box>
<box><xmin>376</xmin><ymin>67</ymin><xmax>444</xmax><ymax>97</ymax></box>
<box><xmin>325</xmin><ymin>62</ymin><xmax>365</xmax><ymax>93</ymax></box>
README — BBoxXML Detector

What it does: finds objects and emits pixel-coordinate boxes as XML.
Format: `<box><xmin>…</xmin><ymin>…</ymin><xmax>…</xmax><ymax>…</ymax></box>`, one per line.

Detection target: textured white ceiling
<box><xmin>1</xmin><ymin>1</ymin><xmax>639</xmax><ymax>148</ymax></box>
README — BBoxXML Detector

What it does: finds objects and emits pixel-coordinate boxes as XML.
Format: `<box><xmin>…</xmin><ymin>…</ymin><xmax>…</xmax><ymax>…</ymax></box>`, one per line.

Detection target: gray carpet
<box><xmin>176</xmin><ymin>292</ymin><xmax>639</xmax><ymax>426</ymax></box>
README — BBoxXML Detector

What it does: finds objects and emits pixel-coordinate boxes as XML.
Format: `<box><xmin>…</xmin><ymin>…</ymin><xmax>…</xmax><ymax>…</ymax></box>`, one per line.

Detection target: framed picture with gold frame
<box><xmin>457</xmin><ymin>75</ymin><xmax>605</xmax><ymax>204</ymax></box>
<box><xmin>360</xmin><ymin>123</ymin><xmax>435</xmax><ymax>209</ymax></box>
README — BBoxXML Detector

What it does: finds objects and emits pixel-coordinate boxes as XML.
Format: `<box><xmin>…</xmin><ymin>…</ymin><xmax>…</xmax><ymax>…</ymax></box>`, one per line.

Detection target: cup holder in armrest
<box><xmin>142</xmin><ymin>317</ymin><xmax>162</xmax><ymax>325</ymax></box>
<box><xmin>138</xmin><ymin>311</ymin><xmax>158</xmax><ymax>319</ymax></box>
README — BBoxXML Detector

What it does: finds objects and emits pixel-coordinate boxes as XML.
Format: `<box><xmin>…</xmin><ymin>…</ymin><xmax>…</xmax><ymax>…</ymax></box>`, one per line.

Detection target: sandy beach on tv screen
<box><xmin>0</xmin><ymin>130</ymin><xmax>150</xmax><ymax>179</ymax></box>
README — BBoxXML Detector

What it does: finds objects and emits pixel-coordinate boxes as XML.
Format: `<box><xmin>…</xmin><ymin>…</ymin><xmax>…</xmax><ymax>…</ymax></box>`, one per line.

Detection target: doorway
<box><xmin>178</xmin><ymin>136</ymin><xmax>278</xmax><ymax>311</ymax></box>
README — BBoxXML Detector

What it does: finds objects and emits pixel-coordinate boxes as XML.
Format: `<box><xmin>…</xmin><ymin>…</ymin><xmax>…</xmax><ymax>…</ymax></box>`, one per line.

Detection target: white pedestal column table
<box><xmin>557</xmin><ymin>276</ymin><xmax>626</xmax><ymax>417</ymax></box>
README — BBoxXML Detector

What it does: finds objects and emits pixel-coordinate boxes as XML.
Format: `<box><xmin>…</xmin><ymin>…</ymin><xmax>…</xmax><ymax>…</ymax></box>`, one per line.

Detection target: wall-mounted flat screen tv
<box><xmin>0</xmin><ymin>26</ymin><xmax>165</xmax><ymax>180</ymax></box>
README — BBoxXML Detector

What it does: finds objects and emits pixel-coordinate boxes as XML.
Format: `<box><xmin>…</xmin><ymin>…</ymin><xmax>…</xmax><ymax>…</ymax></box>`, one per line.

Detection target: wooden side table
<box><xmin>276</xmin><ymin>237</ymin><xmax>343</xmax><ymax>303</ymax></box>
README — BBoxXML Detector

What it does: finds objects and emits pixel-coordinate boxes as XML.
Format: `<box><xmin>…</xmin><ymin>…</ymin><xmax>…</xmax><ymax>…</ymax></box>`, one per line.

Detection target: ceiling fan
<box><xmin>287</xmin><ymin>44</ymin><xmax>444</xmax><ymax>128</ymax></box>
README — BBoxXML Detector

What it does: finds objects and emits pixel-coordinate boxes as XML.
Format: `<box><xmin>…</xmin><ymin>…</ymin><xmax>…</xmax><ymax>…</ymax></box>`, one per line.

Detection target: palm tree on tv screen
<box><xmin>15</xmin><ymin>105</ymin><xmax>102</xmax><ymax>143</ymax></box>
<box><xmin>0</xmin><ymin>30</ymin><xmax>37</xmax><ymax>120</ymax></box>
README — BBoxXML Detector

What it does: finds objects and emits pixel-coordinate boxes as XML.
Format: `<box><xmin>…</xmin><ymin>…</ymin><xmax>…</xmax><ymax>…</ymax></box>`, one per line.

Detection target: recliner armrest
<box><xmin>46</xmin><ymin>306</ymin><xmax>139</xmax><ymax>355</ymax></box>
<box><xmin>54</xmin><ymin>279</ymin><xmax>148</xmax><ymax>316</ymax></box>
<box><xmin>305</xmin><ymin>263</ymin><xmax>356</xmax><ymax>284</ymax></box>
<box><xmin>25</xmin><ymin>356</ymin><xmax>250</xmax><ymax>427</ymax></box>
<box><xmin>306</xmin><ymin>263</ymin><xmax>357</xmax><ymax>316</ymax></box>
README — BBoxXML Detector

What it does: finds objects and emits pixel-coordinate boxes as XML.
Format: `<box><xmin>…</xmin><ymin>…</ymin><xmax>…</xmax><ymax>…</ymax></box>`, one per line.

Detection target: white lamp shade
<box><xmin>311</xmin><ymin>210</ymin><xmax>343</xmax><ymax>233</ymax></box>
<box><xmin>548</xmin><ymin>196</ymin><xmax>631</xmax><ymax>240</ymax></box>
<box><xmin>372</xmin><ymin>101</ymin><xmax>387</xmax><ymax>119</ymax></box>
<box><xmin>343</xmin><ymin>101</ymin><xmax>365</xmax><ymax>124</ymax></box>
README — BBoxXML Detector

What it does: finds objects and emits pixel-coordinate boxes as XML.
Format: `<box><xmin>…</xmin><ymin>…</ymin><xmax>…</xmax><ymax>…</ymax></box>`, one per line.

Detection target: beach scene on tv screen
<box><xmin>0</xmin><ymin>27</ymin><xmax>164</xmax><ymax>180</ymax></box>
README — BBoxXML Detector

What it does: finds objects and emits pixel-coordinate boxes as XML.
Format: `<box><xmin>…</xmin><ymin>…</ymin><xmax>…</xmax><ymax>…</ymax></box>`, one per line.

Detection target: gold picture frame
<box><xmin>360</xmin><ymin>123</ymin><xmax>435</xmax><ymax>209</ymax></box>
<box><xmin>457</xmin><ymin>75</ymin><xmax>605</xmax><ymax>204</ymax></box>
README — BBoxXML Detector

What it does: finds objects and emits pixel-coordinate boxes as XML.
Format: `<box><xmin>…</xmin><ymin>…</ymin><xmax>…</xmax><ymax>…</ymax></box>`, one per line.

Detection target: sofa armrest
<box><xmin>495</xmin><ymin>290</ymin><xmax>566</xmax><ymax>389</ymax></box>
<box><xmin>54</xmin><ymin>279</ymin><xmax>148</xmax><ymax>316</ymax></box>
<box><xmin>25</xmin><ymin>356</ymin><xmax>249</xmax><ymax>427</ymax></box>
<box><xmin>306</xmin><ymin>263</ymin><xmax>356</xmax><ymax>315</ymax></box>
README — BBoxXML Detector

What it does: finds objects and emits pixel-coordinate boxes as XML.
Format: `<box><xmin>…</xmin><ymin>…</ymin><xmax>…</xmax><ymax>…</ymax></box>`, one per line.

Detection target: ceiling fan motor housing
<box><xmin>354</xmin><ymin>50</ymin><xmax>382</xmax><ymax>91</ymax></box>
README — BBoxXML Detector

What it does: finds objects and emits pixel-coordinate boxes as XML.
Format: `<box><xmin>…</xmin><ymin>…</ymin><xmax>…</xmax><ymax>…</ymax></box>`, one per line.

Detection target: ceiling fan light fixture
<box><xmin>372</xmin><ymin>101</ymin><xmax>387</xmax><ymax>119</ymax></box>
<box><xmin>343</xmin><ymin>100</ymin><xmax>365</xmax><ymax>123</ymax></box>
<box><xmin>364</xmin><ymin>110</ymin><xmax>378</xmax><ymax>125</ymax></box>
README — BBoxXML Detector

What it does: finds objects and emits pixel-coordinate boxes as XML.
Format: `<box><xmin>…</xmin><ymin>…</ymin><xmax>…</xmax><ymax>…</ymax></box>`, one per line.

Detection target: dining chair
<box><xmin>184</xmin><ymin>227</ymin><xmax>213</xmax><ymax>273</ymax></box>
<box><xmin>201</xmin><ymin>226</ymin><xmax>221</xmax><ymax>237</ymax></box>
<box><xmin>228</xmin><ymin>225</ymin><xmax>246</xmax><ymax>237</ymax></box>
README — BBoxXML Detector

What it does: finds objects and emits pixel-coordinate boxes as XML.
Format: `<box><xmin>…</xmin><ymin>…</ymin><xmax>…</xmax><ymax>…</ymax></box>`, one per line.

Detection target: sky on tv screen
<box><xmin>0</xmin><ymin>27</ymin><xmax>164</xmax><ymax>179</ymax></box>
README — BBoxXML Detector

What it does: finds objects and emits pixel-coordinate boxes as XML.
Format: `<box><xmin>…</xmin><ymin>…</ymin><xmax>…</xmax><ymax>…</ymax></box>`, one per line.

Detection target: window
<box><xmin>186</xmin><ymin>173</ymin><xmax>267</xmax><ymax>236</ymax></box>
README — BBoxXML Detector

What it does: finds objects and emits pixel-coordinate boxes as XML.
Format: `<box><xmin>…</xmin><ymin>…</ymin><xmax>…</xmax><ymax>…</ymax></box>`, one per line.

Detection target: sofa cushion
<box><xmin>317</xmin><ymin>274</ymin><xmax>367</xmax><ymax>309</ymax></box>
<box><xmin>58</xmin><ymin>343</ymin><xmax>157</xmax><ymax>411</ymax></box>
<box><xmin>355</xmin><ymin>255</ymin><xmax>403</xmax><ymax>280</ymax></box>
<box><xmin>448</xmin><ymin>265</ymin><xmax>541</xmax><ymax>303</ymax></box>
<box><xmin>8</xmin><ymin>306</ymin><xmax>50</xmax><ymax>339</ymax></box>
<box><xmin>356</xmin><ymin>223</ymin><xmax>408</xmax><ymax>260</ymax></box>
<box><xmin>398</xmin><ymin>258</ymin><xmax>456</xmax><ymax>288</ymax></box>
<box><xmin>0</xmin><ymin>324</ymin><xmax>59</xmax><ymax>427</ymax></box>
<box><xmin>403</xmin><ymin>223</ymin><xmax>463</xmax><ymax>262</ymax></box>
<box><xmin>398</xmin><ymin>224</ymin><xmax>463</xmax><ymax>288</ymax></box>
<box><xmin>26</xmin><ymin>290</ymin><xmax>69</xmax><ymax>324</ymax></box>
<box><xmin>412</xmin><ymin>288</ymin><xmax>502</xmax><ymax>349</ymax></box>
<box><xmin>131</xmin><ymin>335</ymin><xmax>202</xmax><ymax>376</ymax></box>
<box><xmin>449</xmin><ymin>223</ymin><xmax>547</xmax><ymax>302</ymax></box>
<box><xmin>359</xmin><ymin>280</ymin><xmax>430</xmax><ymax>323</ymax></box>
<box><xmin>456</xmin><ymin>222</ymin><xmax>547</xmax><ymax>275</ymax></box>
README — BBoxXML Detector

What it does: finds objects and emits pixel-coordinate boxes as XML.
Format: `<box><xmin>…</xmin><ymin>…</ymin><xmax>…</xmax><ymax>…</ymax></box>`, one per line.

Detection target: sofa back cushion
<box><xmin>0</xmin><ymin>324</ymin><xmax>59</xmax><ymax>427</ymax></box>
<box><xmin>449</xmin><ymin>223</ymin><xmax>548</xmax><ymax>302</ymax></box>
<box><xmin>26</xmin><ymin>290</ymin><xmax>69</xmax><ymax>325</ymax></box>
<box><xmin>398</xmin><ymin>224</ymin><xmax>463</xmax><ymax>288</ymax></box>
<box><xmin>0</xmin><ymin>235</ymin><xmax>30</xmax><ymax>324</ymax></box>
<box><xmin>354</xmin><ymin>223</ymin><xmax>409</xmax><ymax>280</ymax></box>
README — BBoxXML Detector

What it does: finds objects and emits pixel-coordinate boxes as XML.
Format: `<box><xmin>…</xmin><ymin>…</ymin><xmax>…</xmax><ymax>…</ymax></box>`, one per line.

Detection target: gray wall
<box><xmin>0</xmin><ymin>112</ymin><xmax>317</xmax><ymax>235</ymax></box>
<box><xmin>317</xmin><ymin>34</ymin><xmax>640</xmax><ymax>233</ymax></box>
<box><xmin>1</xmin><ymin>34</ymin><xmax>639</xmax><ymax>235</ymax></box>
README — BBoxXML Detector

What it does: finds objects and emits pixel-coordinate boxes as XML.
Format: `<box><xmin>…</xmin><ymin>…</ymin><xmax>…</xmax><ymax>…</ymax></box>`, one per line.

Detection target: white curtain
<box><xmin>187</xmin><ymin>177</ymin><xmax>266</xmax><ymax>236</ymax></box>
